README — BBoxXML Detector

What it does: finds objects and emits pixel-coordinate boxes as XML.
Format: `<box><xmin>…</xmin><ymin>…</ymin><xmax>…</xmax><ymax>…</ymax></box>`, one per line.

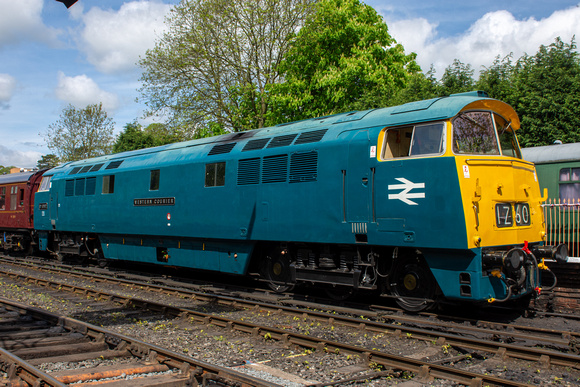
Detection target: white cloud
<box><xmin>0</xmin><ymin>0</ymin><xmax>61</xmax><ymax>47</ymax></box>
<box><xmin>55</xmin><ymin>72</ymin><xmax>119</xmax><ymax>111</ymax></box>
<box><xmin>0</xmin><ymin>145</ymin><xmax>42</xmax><ymax>168</ymax></box>
<box><xmin>78</xmin><ymin>1</ymin><xmax>173</xmax><ymax>74</ymax></box>
<box><xmin>387</xmin><ymin>5</ymin><xmax>580</xmax><ymax>77</ymax></box>
<box><xmin>0</xmin><ymin>74</ymin><xmax>17</xmax><ymax>109</ymax></box>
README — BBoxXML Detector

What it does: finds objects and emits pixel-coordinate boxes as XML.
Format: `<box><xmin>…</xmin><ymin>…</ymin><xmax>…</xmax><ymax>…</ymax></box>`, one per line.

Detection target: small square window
<box><xmin>102</xmin><ymin>175</ymin><xmax>115</xmax><ymax>194</ymax></box>
<box><xmin>205</xmin><ymin>162</ymin><xmax>226</xmax><ymax>187</ymax></box>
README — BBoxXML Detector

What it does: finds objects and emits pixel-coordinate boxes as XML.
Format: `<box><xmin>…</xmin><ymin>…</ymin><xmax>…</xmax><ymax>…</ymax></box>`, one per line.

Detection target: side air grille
<box><xmin>242</xmin><ymin>138</ymin><xmax>270</xmax><ymax>152</ymax></box>
<box><xmin>237</xmin><ymin>158</ymin><xmax>260</xmax><ymax>185</ymax></box>
<box><xmin>75</xmin><ymin>178</ymin><xmax>85</xmax><ymax>196</ymax></box>
<box><xmin>267</xmin><ymin>134</ymin><xmax>297</xmax><ymax>148</ymax></box>
<box><xmin>79</xmin><ymin>166</ymin><xmax>92</xmax><ymax>173</ymax></box>
<box><xmin>290</xmin><ymin>151</ymin><xmax>318</xmax><ymax>183</ymax></box>
<box><xmin>295</xmin><ymin>129</ymin><xmax>328</xmax><ymax>145</ymax></box>
<box><xmin>86</xmin><ymin>177</ymin><xmax>96</xmax><ymax>195</ymax></box>
<box><xmin>65</xmin><ymin>180</ymin><xmax>74</xmax><ymax>196</ymax></box>
<box><xmin>208</xmin><ymin>143</ymin><xmax>235</xmax><ymax>155</ymax></box>
<box><xmin>106</xmin><ymin>160</ymin><xmax>123</xmax><ymax>170</ymax></box>
<box><xmin>262</xmin><ymin>155</ymin><xmax>288</xmax><ymax>183</ymax></box>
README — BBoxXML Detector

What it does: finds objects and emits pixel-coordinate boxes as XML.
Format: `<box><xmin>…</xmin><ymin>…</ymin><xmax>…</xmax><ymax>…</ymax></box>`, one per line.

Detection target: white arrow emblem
<box><xmin>388</xmin><ymin>178</ymin><xmax>425</xmax><ymax>205</ymax></box>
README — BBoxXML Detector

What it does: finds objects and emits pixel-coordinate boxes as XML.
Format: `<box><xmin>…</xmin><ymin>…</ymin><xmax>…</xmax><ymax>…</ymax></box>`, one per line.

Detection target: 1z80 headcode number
<box><xmin>495</xmin><ymin>203</ymin><xmax>530</xmax><ymax>228</ymax></box>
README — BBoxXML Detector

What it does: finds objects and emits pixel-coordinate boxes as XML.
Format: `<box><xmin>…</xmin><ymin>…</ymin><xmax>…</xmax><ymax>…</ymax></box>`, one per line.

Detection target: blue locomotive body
<box><xmin>34</xmin><ymin>92</ymin><xmax>564</xmax><ymax>311</ymax></box>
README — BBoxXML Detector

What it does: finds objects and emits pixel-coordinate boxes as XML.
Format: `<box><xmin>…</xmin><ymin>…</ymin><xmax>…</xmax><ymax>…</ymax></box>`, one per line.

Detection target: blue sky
<box><xmin>1</xmin><ymin>0</ymin><xmax>580</xmax><ymax>168</ymax></box>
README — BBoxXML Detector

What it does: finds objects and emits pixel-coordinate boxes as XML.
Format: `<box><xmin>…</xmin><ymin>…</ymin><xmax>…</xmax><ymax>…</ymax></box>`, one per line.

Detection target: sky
<box><xmin>1</xmin><ymin>0</ymin><xmax>580</xmax><ymax>168</ymax></box>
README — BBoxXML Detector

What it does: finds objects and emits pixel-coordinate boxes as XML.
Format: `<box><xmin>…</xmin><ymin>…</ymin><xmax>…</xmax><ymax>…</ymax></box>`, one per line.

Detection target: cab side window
<box><xmin>205</xmin><ymin>162</ymin><xmax>225</xmax><ymax>187</ymax></box>
<box><xmin>382</xmin><ymin>123</ymin><xmax>445</xmax><ymax>159</ymax></box>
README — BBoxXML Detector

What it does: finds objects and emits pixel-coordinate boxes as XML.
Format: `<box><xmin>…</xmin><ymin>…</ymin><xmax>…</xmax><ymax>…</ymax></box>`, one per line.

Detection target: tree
<box><xmin>43</xmin><ymin>103</ymin><xmax>115</xmax><ymax>162</ymax></box>
<box><xmin>113</xmin><ymin>122</ymin><xmax>190</xmax><ymax>153</ymax></box>
<box><xmin>268</xmin><ymin>0</ymin><xmax>420</xmax><ymax>123</ymax></box>
<box><xmin>0</xmin><ymin>165</ymin><xmax>15</xmax><ymax>175</ymax></box>
<box><xmin>509</xmin><ymin>38</ymin><xmax>580</xmax><ymax>147</ymax></box>
<box><xmin>138</xmin><ymin>0</ymin><xmax>314</xmax><ymax>135</ymax></box>
<box><xmin>36</xmin><ymin>154</ymin><xmax>59</xmax><ymax>170</ymax></box>
<box><xmin>439</xmin><ymin>59</ymin><xmax>475</xmax><ymax>96</ymax></box>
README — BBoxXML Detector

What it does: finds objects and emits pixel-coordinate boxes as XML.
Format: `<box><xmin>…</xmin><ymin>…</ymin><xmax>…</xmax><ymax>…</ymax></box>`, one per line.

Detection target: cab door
<box><xmin>346</xmin><ymin>130</ymin><xmax>371</xmax><ymax>225</ymax></box>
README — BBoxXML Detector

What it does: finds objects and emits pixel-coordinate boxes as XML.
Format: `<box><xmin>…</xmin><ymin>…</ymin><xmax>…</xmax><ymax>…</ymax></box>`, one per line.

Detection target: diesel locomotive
<box><xmin>25</xmin><ymin>91</ymin><xmax>567</xmax><ymax>311</ymax></box>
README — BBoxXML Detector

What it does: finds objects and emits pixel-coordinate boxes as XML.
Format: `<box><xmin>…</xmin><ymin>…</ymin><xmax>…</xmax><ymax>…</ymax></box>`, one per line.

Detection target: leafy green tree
<box><xmin>138</xmin><ymin>0</ymin><xmax>314</xmax><ymax>135</ymax></box>
<box><xmin>439</xmin><ymin>59</ymin><xmax>475</xmax><ymax>96</ymax></box>
<box><xmin>36</xmin><ymin>154</ymin><xmax>59</xmax><ymax>170</ymax></box>
<box><xmin>268</xmin><ymin>0</ymin><xmax>420</xmax><ymax>123</ymax></box>
<box><xmin>43</xmin><ymin>103</ymin><xmax>115</xmax><ymax>162</ymax></box>
<box><xmin>390</xmin><ymin>66</ymin><xmax>439</xmax><ymax>105</ymax></box>
<box><xmin>476</xmin><ymin>54</ymin><xmax>516</xmax><ymax>102</ymax></box>
<box><xmin>0</xmin><ymin>165</ymin><xmax>15</xmax><ymax>175</ymax></box>
<box><xmin>114</xmin><ymin>122</ymin><xmax>198</xmax><ymax>153</ymax></box>
<box><xmin>509</xmin><ymin>38</ymin><xmax>580</xmax><ymax>147</ymax></box>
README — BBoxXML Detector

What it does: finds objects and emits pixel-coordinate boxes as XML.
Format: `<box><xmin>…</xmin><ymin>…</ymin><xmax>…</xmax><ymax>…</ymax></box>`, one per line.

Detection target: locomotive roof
<box><xmin>521</xmin><ymin>142</ymin><xmax>580</xmax><ymax>164</ymax></box>
<box><xmin>0</xmin><ymin>171</ymin><xmax>36</xmax><ymax>185</ymax></box>
<box><xmin>50</xmin><ymin>91</ymin><xmax>519</xmax><ymax>174</ymax></box>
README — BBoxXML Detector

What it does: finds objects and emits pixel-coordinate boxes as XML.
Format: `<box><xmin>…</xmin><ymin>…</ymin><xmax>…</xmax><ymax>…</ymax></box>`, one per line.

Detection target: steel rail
<box><xmin>3</xmin><ymin>256</ymin><xmax>579</xmax><ymax>347</ymax></box>
<box><xmin>1</xmin><ymin>260</ymin><xmax>579</xmax><ymax>357</ymax></box>
<box><xmin>0</xmin><ymin>297</ymin><xmax>282</xmax><ymax>387</ymax></box>
<box><xmin>0</xmin><ymin>269</ymin><xmax>574</xmax><ymax>386</ymax></box>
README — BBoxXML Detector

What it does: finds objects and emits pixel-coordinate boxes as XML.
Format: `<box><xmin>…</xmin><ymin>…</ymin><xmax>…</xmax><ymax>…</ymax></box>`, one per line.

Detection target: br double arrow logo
<box><xmin>388</xmin><ymin>178</ymin><xmax>425</xmax><ymax>206</ymax></box>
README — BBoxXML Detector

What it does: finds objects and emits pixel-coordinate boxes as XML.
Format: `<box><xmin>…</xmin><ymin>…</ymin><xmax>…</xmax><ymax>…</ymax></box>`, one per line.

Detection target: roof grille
<box><xmin>209</xmin><ymin>143</ymin><xmax>235</xmax><ymax>155</ymax></box>
<box><xmin>105</xmin><ymin>160</ymin><xmax>123</xmax><ymax>170</ymax></box>
<box><xmin>79</xmin><ymin>166</ymin><xmax>92</xmax><ymax>173</ymax></box>
<box><xmin>90</xmin><ymin>163</ymin><xmax>104</xmax><ymax>172</ymax></box>
<box><xmin>295</xmin><ymin>129</ymin><xmax>328</xmax><ymax>145</ymax></box>
<box><xmin>267</xmin><ymin>134</ymin><xmax>297</xmax><ymax>148</ymax></box>
<box><xmin>242</xmin><ymin>138</ymin><xmax>270</xmax><ymax>152</ymax></box>
<box><xmin>69</xmin><ymin>167</ymin><xmax>82</xmax><ymax>175</ymax></box>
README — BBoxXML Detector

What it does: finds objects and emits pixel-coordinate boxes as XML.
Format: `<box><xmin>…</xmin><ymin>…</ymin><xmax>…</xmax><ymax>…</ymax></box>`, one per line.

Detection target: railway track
<box><xmin>0</xmin><ymin>297</ymin><xmax>279</xmax><ymax>387</ymax></box>
<box><xmin>2</xmin><ymin>256</ymin><xmax>580</xmax><ymax>356</ymax></box>
<box><xmin>1</xmin><ymin>259</ymin><xmax>579</xmax><ymax>385</ymax></box>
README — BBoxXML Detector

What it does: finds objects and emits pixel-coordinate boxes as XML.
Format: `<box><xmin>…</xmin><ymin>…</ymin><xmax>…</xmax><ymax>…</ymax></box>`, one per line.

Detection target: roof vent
<box><xmin>208</xmin><ymin>143</ymin><xmax>235</xmax><ymax>155</ymax></box>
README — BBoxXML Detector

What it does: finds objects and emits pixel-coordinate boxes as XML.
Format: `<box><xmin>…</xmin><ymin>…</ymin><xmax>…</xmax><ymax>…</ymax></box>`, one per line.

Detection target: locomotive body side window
<box><xmin>452</xmin><ymin>111</ymin><xmax>500</xmax><ymax>155</ymax></box>
<box><xmin>205</xmin><ymin>162</ymin><xmax>226</xmax><ymax>187</ymax></box>
<box><xmin>150</xmin><ymin>170</ymin><xmax>160</xmax><ymax>191</ymax></box>
<box><xmin>382</xmin><ymin>123</ymin><xmax>445</xmax><ymax>159</ymax></box>
<box><xmin>102</xmin><ymin>175</ymin><xmax>115</xmax><ymax>194</ymax></box>
<box><xmin>559</xmin><ymin>168</ymin><xmax>580</xmax><ymax>202</ymax></box>
<box><xmin>0</xmin><ymin>187</ymin><xmax>5</xmax><ymax>210</ymax></box>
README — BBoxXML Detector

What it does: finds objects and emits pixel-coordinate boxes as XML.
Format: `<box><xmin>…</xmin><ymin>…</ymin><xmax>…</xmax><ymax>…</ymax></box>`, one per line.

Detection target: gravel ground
<box><xmin>1</xmin><ymin>264</ymin><xmax>580</xmax><ymax>386</ymax></box>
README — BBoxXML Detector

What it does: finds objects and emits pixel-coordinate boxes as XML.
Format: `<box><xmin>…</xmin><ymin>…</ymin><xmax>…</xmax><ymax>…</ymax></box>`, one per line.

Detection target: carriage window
<box><xmin>150</xmin><ymin>170</ymin><xmax>160</xmax><ymax>191</ymax></box>
<box><xmin>102</xmin><ymin>175</ymin><xmax>115</xmax><ymax>194</ymax></box>
<box><xmin>382</xmin><ymin>123</ymin><xmax>444</xmax><ymax>159</ymax></box>
<box><xmin>559</xmin><ymin>168</ymin><xmax>580</xmax><ymax>202</ymax></box>
<box><xmin>452</xmin><ymin>111</ymin><xmax>500</xmax><ymax>155</ymax></box>
<box><xmin>39</xmin><ymin>176</ymin><xmax>52</xmax><ymax>192</ymax></box>
<box><xmin>205</xmin><ymin>162</ymin><xmax>226</xmax><ymax>187</ymax></box>
<box><xmin>0</xmin><ymin>187</ymin><xmax>5</xmax><ymax>210</ymax></box>
<box><xmin>10</xmin><ymin>186</ymin><xmax>17</xmax><ymax>211</ymax></box>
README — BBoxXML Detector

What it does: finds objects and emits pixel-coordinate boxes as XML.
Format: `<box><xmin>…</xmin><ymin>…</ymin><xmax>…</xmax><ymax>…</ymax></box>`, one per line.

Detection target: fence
<box><xmin>542</xmin><ymin>199</ymin><xmax>580</xmax><ymax>259</ymax></box>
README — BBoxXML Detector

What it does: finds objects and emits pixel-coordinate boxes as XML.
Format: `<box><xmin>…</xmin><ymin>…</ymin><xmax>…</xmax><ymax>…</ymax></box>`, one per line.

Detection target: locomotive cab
<box><xmin>376</xmin><ymin>95</ymin><xmax>563</xmax><ymax>310</ymax></box>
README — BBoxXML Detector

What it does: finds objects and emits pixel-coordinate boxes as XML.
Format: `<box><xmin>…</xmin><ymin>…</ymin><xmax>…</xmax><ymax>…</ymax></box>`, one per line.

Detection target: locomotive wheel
<box><xmin>264</xmin><ymin>252</ymin><xmax>294</xmax><ymax>293</ymax></box>
<box><xmin>390</xmin><ymin>254</ymin><xmax>437</xmax><ymax>312</ymax></box>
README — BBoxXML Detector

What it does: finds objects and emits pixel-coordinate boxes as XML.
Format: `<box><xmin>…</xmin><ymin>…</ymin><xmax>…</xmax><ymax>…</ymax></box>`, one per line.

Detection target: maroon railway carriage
<box><xmin>0</xmin><ymin>170</ymin><xmax>47</xmax><ymax>253</ymax></box>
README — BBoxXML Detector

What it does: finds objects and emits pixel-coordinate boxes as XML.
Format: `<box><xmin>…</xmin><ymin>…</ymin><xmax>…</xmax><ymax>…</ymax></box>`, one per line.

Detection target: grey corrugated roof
<box><xmin>521</xmin><ymin>143</ymin><xmax>580</xmax><ymax>164</ymax></box>
<box><xmin>0</xmin><ymin>172</ymin><xmax>35</xmax><ymax>184</ymax></box>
